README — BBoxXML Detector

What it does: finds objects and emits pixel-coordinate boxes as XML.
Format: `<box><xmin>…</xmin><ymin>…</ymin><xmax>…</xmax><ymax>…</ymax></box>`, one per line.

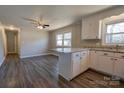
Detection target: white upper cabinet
<box><xmin>81</xmin><ymin>16</ymin><xmax>101</xmax><ymax>40</ymax></box>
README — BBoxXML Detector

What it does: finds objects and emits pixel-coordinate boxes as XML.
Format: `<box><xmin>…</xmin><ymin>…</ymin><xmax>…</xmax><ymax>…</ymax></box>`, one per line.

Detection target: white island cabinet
<box><xmin>51</xmin><ymin>48</ymin><xmax>89</xmax><ymax>81</ymax></box>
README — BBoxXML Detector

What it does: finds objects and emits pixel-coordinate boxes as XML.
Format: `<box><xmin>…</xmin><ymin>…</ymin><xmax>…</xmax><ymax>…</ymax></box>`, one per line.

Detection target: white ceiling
<box><xmin>0</xmin><ymin>5</ymin><xmax>113</xmax><ymax>31</ymax></box>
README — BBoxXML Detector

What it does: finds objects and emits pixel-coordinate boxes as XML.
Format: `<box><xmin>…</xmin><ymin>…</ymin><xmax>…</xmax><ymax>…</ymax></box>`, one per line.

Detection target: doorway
<box><xmin>5</xmin><ymin>29</ymin><xmax>19</xmax><ymax>55</ymax></box>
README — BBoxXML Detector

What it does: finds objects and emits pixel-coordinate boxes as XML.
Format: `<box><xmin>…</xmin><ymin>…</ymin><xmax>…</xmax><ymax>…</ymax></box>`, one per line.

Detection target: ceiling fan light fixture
<box><xmin>37</xmin><ymin>25</ymin><xmax>43</xmax><ymax>29</ymax></box>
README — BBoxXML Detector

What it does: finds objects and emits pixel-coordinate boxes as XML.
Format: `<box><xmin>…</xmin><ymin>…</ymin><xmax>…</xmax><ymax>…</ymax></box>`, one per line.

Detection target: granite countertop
<box><xmin>50</xmin><ymin>48</ymin><xmax>89</xmax><ymax>53</ymax></box>
<box><xmin>49</xmin><ymin>48</ymin><xmax>124</xmax><ymax>54</ymax></box>
<box><xmin>90</xmin><ymin>48</ymin><xmax>124</xmax><ymax>53</ymax></box>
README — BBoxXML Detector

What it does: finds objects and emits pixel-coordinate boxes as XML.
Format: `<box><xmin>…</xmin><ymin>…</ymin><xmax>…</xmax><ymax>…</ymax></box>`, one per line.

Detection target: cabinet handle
<box><xmin>111</xmin><ymin>58</ymin><xmax>113</xmax><ymax>60</ymax></box>
<box><xmin>104</xmin><ymin>53</ymin><xmax>108</xmax><ymax>56</ymax></box>
<box><xmin>111</xmin><ymin>58</ymin><xmax>117</xmax><ymax>61</ymax></box>
<box><xmin>121</xmin><ymin>56</ymin><xmax>124</xmax><ymax>58</ymax></box>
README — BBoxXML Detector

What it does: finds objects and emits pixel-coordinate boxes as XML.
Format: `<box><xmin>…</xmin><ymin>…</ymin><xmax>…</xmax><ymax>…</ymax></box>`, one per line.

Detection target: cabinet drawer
<box><xmin>115</xmin><ymin>53</ymin><xmax>124</xmax><ymax>59</ymax></box>
<box><xmin>98</xmin><ymin>56</ymin><xmax>114</xmax><ymax>75</ymax></box>
<box><xmin>72</xmin><ymin>52</ymin><xmax>80</xmax><ymax>60</ymax></box>
<box><xmin>98</xmin><ymin>51</ymin><xmax>114</xmax><ymax>57</ymax></box>
<box><xmin>81</xmin><ymin>51</ymin><xmax>87</xmax><ymax>56</ymax></box>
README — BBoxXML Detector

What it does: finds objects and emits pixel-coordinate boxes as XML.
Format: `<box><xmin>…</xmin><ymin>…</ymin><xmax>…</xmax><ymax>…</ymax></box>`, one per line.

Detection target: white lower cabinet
<box><xmin>59</xmin><ymin>49</ymin><xmax>124</xmax><ymax>81</ymax></box>
<box><xmin>90</xmin><ymin>51</ymin><xmax>99</xmax><ymax>70</ymax></box>
<box><xmin>72</xmin><ymin>52</ymin><xmax>81</xmax><ymax>77</ymax></box>
<box><xmin>114</xmin><ymin>58</ymin><xmax>124</xmax><ymax>79</ymax></box>
<box><xmin>99</xmin><ymin>56</ymin><xmax>114</xmax><ymax>75</ymax></box>
<box><xmin>80</xmin><ymin>51</ymin><xmax>89</xmax><ymax>73</ymax></box>
<box><xmin>90</xmin><ymin>50</ymin><xmax>124</xmax><ymax>79</ymax></box>
<box><xmin>59</xmin><ymin>50</ymin><xmax>89</xmax><ymax>81</ymax></box>
<box><xmin>72</xmin><ymin>51</ymin><xmax>89</xmax><ymax>78</ymax></box>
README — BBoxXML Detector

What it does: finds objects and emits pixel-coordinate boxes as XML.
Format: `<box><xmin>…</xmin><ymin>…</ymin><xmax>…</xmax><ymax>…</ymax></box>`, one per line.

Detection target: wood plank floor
<box><xmin>0</xmin><ymin>54</ymin><xmax>124</xmax><ymax>88</ymax></box>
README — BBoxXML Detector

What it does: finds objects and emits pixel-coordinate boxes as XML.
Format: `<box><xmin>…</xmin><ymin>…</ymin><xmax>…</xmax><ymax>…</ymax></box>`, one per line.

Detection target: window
<box><xmin>56</xmin><ymin>32</ymin><xmax>71</xmax><ymax>47</ymax></box>
<box><xmin>105</xmin><ymin>22</ymin><xmax>124</xmax><ymax>44</ymax></box>
<box><xmin>63</xmin><ymin>33</ymin><xmax>71</xmax><ymax>46</ymax></box>
<box><xmin>102</xmin><ymin>14</ymin><xmax>124</xmax><ymax>45</ymax></box>
<box><xmin>56</xmin><ymin>34</ymin><xmax>63</xmax><ymax>46</ymax></box>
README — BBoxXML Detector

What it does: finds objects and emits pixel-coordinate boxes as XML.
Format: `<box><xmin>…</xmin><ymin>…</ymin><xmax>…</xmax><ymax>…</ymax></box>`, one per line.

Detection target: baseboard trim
<box><xmin>20</xmin><ymin>53</ymin><xmax>51</xmax><ymax>59</ymax></box>
<box><xmin>0</xmin><ymin>56</ymin><xmax>5</xmax><ymax>66</ymax></box>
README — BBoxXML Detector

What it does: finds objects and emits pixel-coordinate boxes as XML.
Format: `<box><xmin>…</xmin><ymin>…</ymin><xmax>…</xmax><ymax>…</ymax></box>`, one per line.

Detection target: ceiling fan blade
<box><xmin>22</xmin><ymin>16</ymin><xmax>49</xmax><ymax>29</ymax></box>
<box><xmin>42</xmin><ymin>24</ymin><xmax>50</xmax><ymax>28</ymax></box>
<box><xmin>30</xmin><ymin>21</ymin><xmax>38</xmax><ymax>25</ymax></box>
<box><xmin>43</xmin><ymin>24</ymin><xmax>50</xmax><ymax>27</ymax></box>
<box><xmin>22</xmin><ymin>17</ymin><xmax>38</xmax><ymax>22</ymax></box>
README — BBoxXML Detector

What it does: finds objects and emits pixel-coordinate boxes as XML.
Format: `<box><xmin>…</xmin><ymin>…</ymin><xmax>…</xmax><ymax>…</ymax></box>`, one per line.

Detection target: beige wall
<box><xmin>49</xmin><ymin>6</ymin><xmax>124</xmax><ymax>48</ymax></box>
<box><xmin>49</xmin><ymin>22</ymin><xmax>81</xmax><ymax>48</ymax></box>
<box><xmin>0</xmin><ymin>26</ymin><xmax>49</xmax><ymax>59</ymax></box>
<box><xmin>48</xmin><ymin>22</ymin><xmax>97</xmax><ymax>48</ymax></box>
<box><xmin>0</xmin><ymin>27</ymin><xmax>4</xmax><ymax>65</ymax></box>
<box><xmin>20</xmin><ymin>27</ymin><xmax>49</xmax><ymax>58</ymax></box>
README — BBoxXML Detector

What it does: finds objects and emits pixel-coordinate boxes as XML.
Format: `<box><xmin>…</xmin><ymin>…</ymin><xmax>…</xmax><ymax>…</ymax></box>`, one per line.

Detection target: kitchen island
<box><xmin>50</xmin><ymin>48</ymin><xmax>89</xmax><ymax>81</ymax></box>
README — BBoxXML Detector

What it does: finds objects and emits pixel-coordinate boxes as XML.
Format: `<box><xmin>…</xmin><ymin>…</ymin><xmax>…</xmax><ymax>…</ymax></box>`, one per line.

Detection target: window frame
<box><xmin>102</xmin><ymin>15</ymin><xmax>124</xmax><ymax>46</ymax></box>
<box><xmin>56</xmin><ymin>34</ymin><xmax>63</xmax><ymax>47</ymax></box>
<box><xmin>56</xmin><ymin>32</ymin><xmax>72</xmax><ymax>48</ymax></box>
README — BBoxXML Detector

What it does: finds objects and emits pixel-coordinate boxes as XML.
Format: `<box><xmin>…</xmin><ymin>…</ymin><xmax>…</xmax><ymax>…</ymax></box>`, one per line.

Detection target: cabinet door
<box><xmin>90</xmin><ymin>51</ymin><xmax>99</xmax><ymax>70</ymax></box>
<box><xmin>82</xmin><ymin>18</ymin><xmax>88</xmax><ymax>39</ymax></box>
<box><xmin>114</xmin><ymin>58</ymin><xmax>124</xmax><ymax>79</ymax></box>
<box><xmin>99</xmin><ymin>56</ymin><xmax>114</xmax><ymax>75</ymax></box>
<box><xmin>82</xmin><ymin>16</ymin><xmax>100</xmax><ymax>39</ymax></box>
<box><xmin>80</xmin><ymin>51</ymin><xmax>89</xmax><ymax>73</ymax></box>
<box><xmin>72</xmin><ymin>52</ymin><xmax>81</xmax><ymax>77</ymax></box>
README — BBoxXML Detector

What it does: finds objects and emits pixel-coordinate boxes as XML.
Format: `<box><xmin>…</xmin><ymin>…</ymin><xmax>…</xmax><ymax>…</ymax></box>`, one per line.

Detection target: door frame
<box><xmin>2</xmin><ymin>25</ymin><xmax>21</xmax><ymax>57</ymax></box>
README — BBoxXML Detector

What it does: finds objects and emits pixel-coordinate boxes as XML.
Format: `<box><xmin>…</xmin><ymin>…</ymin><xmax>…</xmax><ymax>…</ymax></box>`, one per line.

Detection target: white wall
<box><xmin>20</xmin><ymin>27</ymin><xmax>49</xmax><ymax>58</ymax></box>
<box><xmin>0</xmin><ymin>27</ymin><xmax>5</xmax><ymax>65</ymax></box>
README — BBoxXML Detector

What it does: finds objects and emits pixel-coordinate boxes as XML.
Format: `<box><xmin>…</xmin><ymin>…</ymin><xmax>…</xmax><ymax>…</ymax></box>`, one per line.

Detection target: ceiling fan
<box><xmin>22</xmin><ymin>17</ymin><xmax>50</xmax><ymax>29</ymax></box>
